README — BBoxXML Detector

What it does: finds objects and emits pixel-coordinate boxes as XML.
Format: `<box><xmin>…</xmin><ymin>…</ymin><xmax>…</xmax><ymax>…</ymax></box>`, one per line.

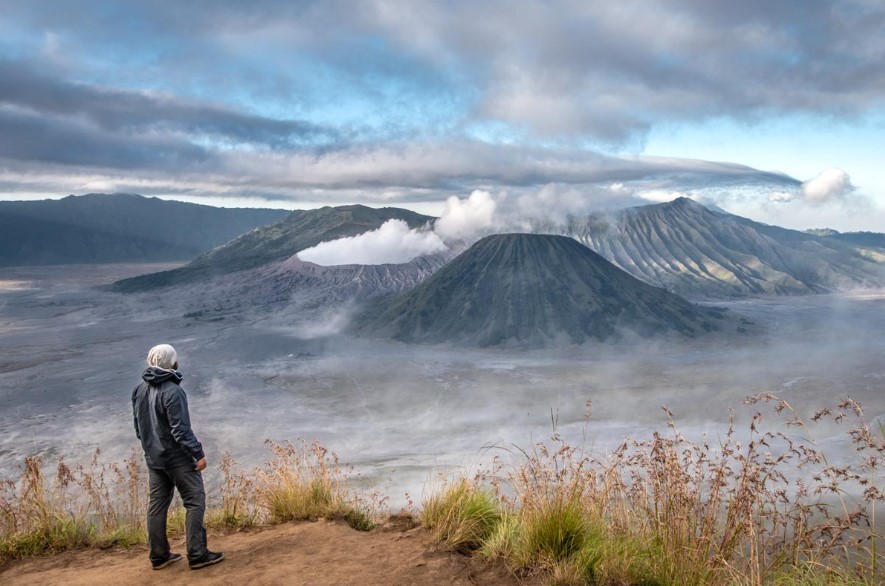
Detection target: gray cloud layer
<box><xmin>0</xmin><ymin>0</ymin><xmax>881</xmax><ymax>215</ymax></box>
<box><xmin>10</xmin><ymin>0</ymin><xmax>877</xmax><ymax>142</ymax></box>
<box><xmin>0</xmin><ymin>60</ymin><xmax>333</xmax><ymax>149</ymax></box>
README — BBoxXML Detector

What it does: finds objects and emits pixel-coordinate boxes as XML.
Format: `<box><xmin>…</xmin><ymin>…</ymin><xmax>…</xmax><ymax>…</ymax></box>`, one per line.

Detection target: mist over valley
<box><xmin>2</xmin><ymin>195</ymin><xmax>884</xmax><ymax>507</ymax></box>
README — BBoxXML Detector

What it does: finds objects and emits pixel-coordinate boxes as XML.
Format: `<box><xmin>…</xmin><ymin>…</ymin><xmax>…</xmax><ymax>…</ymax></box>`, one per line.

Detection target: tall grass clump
<box><xmin>484</xmin><ymin>433</ymin><xmax>656</xmax><ymax>585</ymax></box>
<box><xmin>205</xmin><ymin>452</ymin><xmax>259</xmax><ymax>530</ymax></box>
<box><xmin>0</xmin><ymin>449</ymin><xmax>146</xmax><ymax>561</ymax></box>
<box><xmin>422</xmin><ymin>478</ymin><xmax>501</xmax><ymax>553</ymax></box>
<box><xmin>254</xmin><ymin>439</ymin><xmax>375</xmax><ymax>531</ymax></box>
<box><xmin>424</xmin><ymin>395</ymin><xmax>885</xmax><ymax>585</ymax></box>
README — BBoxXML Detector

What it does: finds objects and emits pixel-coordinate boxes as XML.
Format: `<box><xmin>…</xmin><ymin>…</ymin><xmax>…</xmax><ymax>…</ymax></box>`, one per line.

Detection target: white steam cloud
<box><xmin>296</xmin><ymin>191</ymin><xmax>498</xmax><ymax>266</ymax></box>
<box><xmin>433</xmin><ymin>190</ymin><xmax>497</xmax><ymax>240</ymax></box>
<box><xmin>768</xmin><ymin>190</ymin><xmax>795</xmax><ymax>203</ymax></box>
<box><xmin>297</xmin><ymin>183</ymin><xmax>690</xmax><ymax>267</ymax></box>
<box><xmin>801</xmin><ymin>168</ymin><xmax>854</xmax><ymax>204</ymax></box>
<box><xmin>769</xmin><ymin>168</ymin><xmax>855</xmax><ymax>205</ymax></box>
<box><xmin>297</xmin><ymin>219</ymin><xmax>446</xmax><ymax>266</ymax></box>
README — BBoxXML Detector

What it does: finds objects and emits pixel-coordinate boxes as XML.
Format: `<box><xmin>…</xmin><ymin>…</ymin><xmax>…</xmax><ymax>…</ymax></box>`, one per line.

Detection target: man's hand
<box><xmin>194</xmin><ymin>457</ymin><xmax>207</xmax><ymax>472</ymax></box>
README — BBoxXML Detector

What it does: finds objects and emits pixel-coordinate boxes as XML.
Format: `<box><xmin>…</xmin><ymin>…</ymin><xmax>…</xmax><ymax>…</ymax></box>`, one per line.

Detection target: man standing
<box><xmin>132</xmin><ymin>343</ymin><xmax>225</xmax><ymax>570</ymax></box>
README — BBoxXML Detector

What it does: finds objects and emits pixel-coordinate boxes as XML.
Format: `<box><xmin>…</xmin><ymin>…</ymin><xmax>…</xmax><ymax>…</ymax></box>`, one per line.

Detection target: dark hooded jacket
<box><xmin>132</xmin><ymin>366</ymin><xmax>205</xmax><ymax>469</ymax></box>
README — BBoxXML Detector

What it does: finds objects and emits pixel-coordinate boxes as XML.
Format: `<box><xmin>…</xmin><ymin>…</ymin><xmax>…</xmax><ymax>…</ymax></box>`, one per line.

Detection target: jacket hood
<box><xmin>142</xmin><ymin>366</ymin><xmax>183</xmax><ymax>385</ymax></box>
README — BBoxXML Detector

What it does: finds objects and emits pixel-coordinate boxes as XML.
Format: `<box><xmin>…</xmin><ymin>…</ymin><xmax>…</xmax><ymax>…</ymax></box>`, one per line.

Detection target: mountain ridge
<box><xmin>0</xmin><ymin>193</ymin><xmax>288</xmax><ymax>266</ymax></box>
<box><xmin>535</xmin><ymin>197</ymin><xmax>885</xmax><ymax>298</ymax></box>
<box><xmin>111</xmin><ymin>204</ymin><xmax>436</xmax><ymax>291</ymax></box>
<box><xmin>105</xmin><ymin>196</ymin><xmax>885</xmax><ymax>298</ymax></box>
<box><xmin>806</xmin><ymin>228</ymin><xmax>885</xmax><ymax>254</ymax></box>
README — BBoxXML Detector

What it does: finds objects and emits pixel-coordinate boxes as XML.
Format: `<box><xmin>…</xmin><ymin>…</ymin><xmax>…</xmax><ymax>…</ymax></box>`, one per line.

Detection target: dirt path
<box><xmin>0</xmin><ymin>520</ymin><xmax>534</xmax><ymax>586</ymax></box>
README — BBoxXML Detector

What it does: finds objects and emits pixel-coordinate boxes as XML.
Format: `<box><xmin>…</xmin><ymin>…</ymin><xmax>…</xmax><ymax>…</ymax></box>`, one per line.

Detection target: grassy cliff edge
<box><xmin>2</xmin><ymin>397</ymin><xmax>883</xmax><ymax>586</ymax></box>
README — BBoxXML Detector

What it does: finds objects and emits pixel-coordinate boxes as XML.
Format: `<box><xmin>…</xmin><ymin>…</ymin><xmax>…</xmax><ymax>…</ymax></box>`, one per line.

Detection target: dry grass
<box><xmin>254</xmin><ymin>439</ymin><xmax>375</xmax><ymax>531</ymax></box>
<box><xmin>0</xmin><ymin>439</ymin><xmax>375</xmax><ymax>563</ymax></box>
<box><xmin>205</xmin><ymin>452</ymin><xmax>259</xmax><ymax>529</ymax></box>
<box><xmin>3</xmin><ymin>395</ymin><xmax>882</xmax><ymax>585</ymax></box>
<box><xmin>0</xmin><ymin>448</ymin><xmax>146</xmax><ymax>560</ymax></box>
<box><xmin>424</xmin><ymin>395</ymin><xmax>884</xmax><ymax>585</ymax></box>
<box><xmin>422</xmin><ymin>477</ymin><xmax>501</xmax><ymax>553</ymax></box>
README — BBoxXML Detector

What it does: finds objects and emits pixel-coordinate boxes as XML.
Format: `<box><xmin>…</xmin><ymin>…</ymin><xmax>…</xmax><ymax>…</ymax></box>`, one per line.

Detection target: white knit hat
<box><xmin>147</xmin><ymin>344</ymin><xmax>178</xmax><ymax>369</ymax></box>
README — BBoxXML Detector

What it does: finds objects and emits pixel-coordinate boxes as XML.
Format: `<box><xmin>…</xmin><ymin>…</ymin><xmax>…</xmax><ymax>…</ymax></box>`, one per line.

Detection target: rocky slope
<box><xmin>352</xmin><ymin>233</ymin><xmax>725</xmax><ymax>348</ymax></box>
<box><xmin>185</xmin><ymin>251</ymin><xmax>455</xmax><ymax>317</ymax></box>
<box><xmin>536</xmin><ymin>198</ymin><xmax>885</xmax><ymax>298</ymax></box>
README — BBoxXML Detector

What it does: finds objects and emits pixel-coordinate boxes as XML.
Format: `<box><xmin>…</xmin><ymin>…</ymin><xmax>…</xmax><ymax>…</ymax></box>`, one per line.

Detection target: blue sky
<box><xmin>1</xmin><ymin>0</ymin><xmax>883</xmax><ymax>230</ymax></box>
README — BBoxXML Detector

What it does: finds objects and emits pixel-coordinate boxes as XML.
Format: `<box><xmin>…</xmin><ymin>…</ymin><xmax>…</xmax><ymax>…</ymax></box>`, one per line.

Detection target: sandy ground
<box><xmin>0</xmin><ymin>520</ymin><xmax>535</xmax><ymax>586</ymax></box>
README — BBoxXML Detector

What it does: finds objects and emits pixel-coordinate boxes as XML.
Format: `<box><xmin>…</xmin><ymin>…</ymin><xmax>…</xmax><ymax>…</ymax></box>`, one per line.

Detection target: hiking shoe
<box><xmin>189</xmin><ymin>551</ymin><xmax>225</xmax><ymax>570</ymax></box>
<box><xmin>152</xmin><ymin>553</ymin><xmax>183</xmax><ymax>570</ymax></box>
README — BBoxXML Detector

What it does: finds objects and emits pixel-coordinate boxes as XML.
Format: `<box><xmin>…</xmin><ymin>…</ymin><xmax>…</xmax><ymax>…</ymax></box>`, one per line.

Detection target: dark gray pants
<box><xmin>147</xmin><ymin>465</ymin><xmax>207</xmax><ymax>563</ymax></box>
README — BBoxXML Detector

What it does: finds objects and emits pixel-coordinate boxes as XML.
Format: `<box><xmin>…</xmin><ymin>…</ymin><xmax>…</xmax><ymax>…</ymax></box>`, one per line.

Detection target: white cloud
<box><xmin>297</xmin><ymin>219</ymin><xmax>447</xmax><ymax>266</ymax></box>
<box><xmin>636</xmin><ymin>189</ymin><xmax>688</xmax><ymax>203</ymax></box>
<box><xmin>433</xmin><ymin>190</ymin><xmax>497</xmax><ymax>241</ymax></box>
<box><xmin>765</xmin><ymin>169</ymin><xmax>855</xmax><ymax>207</ymax></box>
<box><xmin>79</xmin><ymin>179</ymin><xmax>122</xmax><ymax>193</ymax></box>
<box><xmin>498</xmin><ymin>183</ymin><xmax>650</xmax><ymax>226</ymax></box>
<box><xmin>297</xmin><ymin>189</ymin><xmax>497</xmax><ymax>267</ymax></box>
<box><xmin>768</xmin><ymin>190</ymin><xmax>796</xmax><ymax>203</ymax></box>
<box><xmin>800</xmin><ymin>168</ymin><xmax>855</xmax><ymax>204</ymax></box>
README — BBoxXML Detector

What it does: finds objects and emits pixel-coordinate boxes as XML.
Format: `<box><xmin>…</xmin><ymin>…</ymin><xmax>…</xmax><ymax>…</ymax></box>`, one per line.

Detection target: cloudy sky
<box><xmin>1</xmin><ymin>0</ymin><xmax>883</xmax><ymax>230</ymax></box>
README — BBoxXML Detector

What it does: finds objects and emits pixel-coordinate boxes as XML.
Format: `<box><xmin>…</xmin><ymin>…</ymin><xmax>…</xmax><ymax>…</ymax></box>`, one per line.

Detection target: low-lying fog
<box><xmin>1</xmin><ymin>264</ymin><xmax>883</xmax><ymax>507</ymax></box>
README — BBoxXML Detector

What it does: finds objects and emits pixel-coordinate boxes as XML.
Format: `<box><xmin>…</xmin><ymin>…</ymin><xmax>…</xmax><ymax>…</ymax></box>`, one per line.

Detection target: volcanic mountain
<box><xmin>181</xmin><ymin>252</ymin><xmax>455</xmax><ymax>319</ymax></box>
<box><xmin>536</xmin><ymin>198</ymin><xmax>885</xmax><ymax>298</ymax></box>
<box><xmin>0</xmin><ymin>193</ymin><xmax>288</xmax><ymax>266</ymax></box>
<box><xmin>352</xmin><ymin>233</ymin><xmax>725</xmax><ymax>348</ymax></box>
<box><xmin>112</xmin><ymin>204</ymin><xmax>435</xmax><ymax>291</ymax></box>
